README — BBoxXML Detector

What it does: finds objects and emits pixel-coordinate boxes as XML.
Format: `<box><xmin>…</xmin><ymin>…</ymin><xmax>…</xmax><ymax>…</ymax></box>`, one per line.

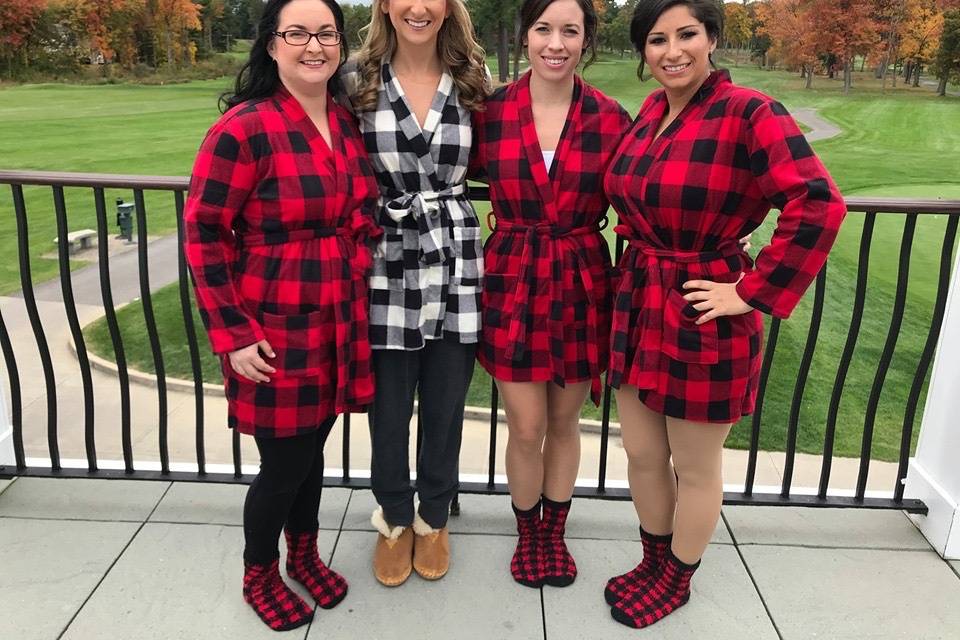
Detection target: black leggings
<box><xmin>243</xmin><ymin>416</ymin><xmax>337</xmax><ymax>565</ymax></box>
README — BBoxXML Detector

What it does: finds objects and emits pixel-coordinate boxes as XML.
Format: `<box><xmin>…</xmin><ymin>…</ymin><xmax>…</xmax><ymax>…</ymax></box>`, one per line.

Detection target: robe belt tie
<box><xmin>236</xmin><ymin>223</ymin><xmax>369</xmax><ymax>414</ymax></box>
<box><xmin>384</xmin><ymin>183</ymin><xmax>466</xmax><ymax>266</ymax></box>
<box><xmin>493</xmin><ymin>218</ymin><xmax>607</xmax><ymax>404</ymax></box>
<box><xmin>609</xmin><ymin>223</ymin><xmax>746</xmax><ymax>392</ymax></box>
<box><xmin>237</xmin><ymin>224</ymin><xmax>346</xmax><ymax>248</ymax></box>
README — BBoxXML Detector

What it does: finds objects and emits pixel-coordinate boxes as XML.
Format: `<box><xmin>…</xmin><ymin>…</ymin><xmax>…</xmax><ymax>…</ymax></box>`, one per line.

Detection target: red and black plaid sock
<box><xmin>610</xmin><ymin>549</ymin><xmax>700</xmax><ymax>629</ymax></box>
<box><xmin>604</xmin><ymin>526</ymin><xmax>673</xmax><ymax>605</ymax></box>
<box><xmin>511</xmin><ymin>500</ymin><xmax>543</xmax><ymax>588</ymax></box>
<box><xmin>539</xmin><ymin>496</ymin><xmax>577</xmax><ymax>587</ymax></box>
<box><xmin>285</xmin><ymin>529</ymin><xmax>348</xmax><ymax>609</ymax></box>
<box><xmin>242</xmin><ymin>558</ymin><xmax>314</xmax><ymax>631</ymax></box>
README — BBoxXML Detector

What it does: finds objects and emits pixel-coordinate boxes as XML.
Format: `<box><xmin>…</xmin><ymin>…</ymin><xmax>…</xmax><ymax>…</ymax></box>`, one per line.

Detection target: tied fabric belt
<box><xmin>236</xmin><ymin>223</ymin><xmax>370</xmax><ymax>413</ymax></box>
<box><xmin>493</xmin><ymin>218</ymin><xmax>606</xmax><ymax>405</ymax></box>
<box><xmin>384</xmin><ymin>183</ymin><xmax>466</xmax><ymax>265</ymax></box>
<box><xmin>237</xmin><ymin>223</ymin><xmax>346</xmax><ymax>248</ymax></box>
<box><xmin>609</xmin><ymin>223</ymin><xmax>747</xmax><ymax>392</ymax></box>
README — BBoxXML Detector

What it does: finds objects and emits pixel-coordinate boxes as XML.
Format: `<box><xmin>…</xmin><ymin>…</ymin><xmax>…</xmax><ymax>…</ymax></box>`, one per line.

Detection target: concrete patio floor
<box><xmin>1</xmin><ymin>477</ymin><xmax>959</xmax><ymax>640</ymax></box>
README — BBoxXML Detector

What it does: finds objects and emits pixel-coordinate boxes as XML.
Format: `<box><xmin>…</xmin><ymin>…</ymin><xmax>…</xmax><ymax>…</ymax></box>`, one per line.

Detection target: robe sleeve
<box><xmin>467</xmin><ymin>108</ymin><xmax>488</xmax><ymax>183</ymax></box>
<box><xmin>735</xmin><ymin>99</ymin><xmax>846</xmax><ymax>318</ymax></box>
<box><xmin>183</xmin><ymin>117</ymin><xmax>265</xmax><ymax>354</ymax></box>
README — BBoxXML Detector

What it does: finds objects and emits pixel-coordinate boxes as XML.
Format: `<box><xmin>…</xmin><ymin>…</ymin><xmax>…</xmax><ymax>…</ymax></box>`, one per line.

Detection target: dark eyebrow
<box><xmin>281</xmin><ymin>23</ymin><xmax>337</xmax><ymax>30</ymax></box>
<box><xmin>648</xmin><ymin>24</ymin><xmax>701</xmax><ymax>36</ymax></box>
<box><xmin>533</xmin><ymin>20</ymin><xmax>582</xmax><ymax>28</ymax></box>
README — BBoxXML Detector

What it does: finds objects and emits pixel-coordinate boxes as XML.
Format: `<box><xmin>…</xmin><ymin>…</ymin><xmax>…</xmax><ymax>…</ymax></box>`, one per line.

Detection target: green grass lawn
<box><xmin>0</xmin><ymin>79</ymin><xmax>231</xmax><ymax>294</ymax></box>
<box><xmin>6</xmin><ymin>59</ymin><xmax>958</xmax><ymax>461</ymax></box>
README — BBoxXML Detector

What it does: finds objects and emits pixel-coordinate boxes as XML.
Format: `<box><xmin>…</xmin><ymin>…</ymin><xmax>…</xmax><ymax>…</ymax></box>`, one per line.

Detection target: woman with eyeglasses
<box><xmin>184</xmin><ymin>0</ymin><xmax>379</xmax><ymax>630</ymax></box>
<box><xmin>338</xmin><ymin>0</ymin><xmax>490</xmax><ymax>587</ymax></box>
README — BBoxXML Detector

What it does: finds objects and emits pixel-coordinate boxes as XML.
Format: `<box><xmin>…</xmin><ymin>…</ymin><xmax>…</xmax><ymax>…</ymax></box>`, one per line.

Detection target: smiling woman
<box><xmin>183</xmin><ymin>0</ymin><xmax>382</xmax><ymax>631</ymax></box>
<box><xmin>470</xmin><ymin>0</ymin><xmax>631</xmax><ymax>594</ymax></box>
<box><xmin>338</xmin><ymin>0</ymin><xmax>491</xmax><ymax>589</ymax></box>
<box><xmin>601</xmin><ymin>0</ymin><xmax>846</xmax><ymax>630</ymax></box>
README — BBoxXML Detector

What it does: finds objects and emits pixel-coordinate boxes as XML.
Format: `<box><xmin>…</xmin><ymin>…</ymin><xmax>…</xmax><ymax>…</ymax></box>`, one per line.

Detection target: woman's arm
<box><xmin>183</xmin><ymin>120</ymin><xmax>265</xmax><ymax>355</ymax></box>
<box><xmin>734</xmin><ymin>99</ymin><xmax>846</xmax><ymax>318</ymax></box>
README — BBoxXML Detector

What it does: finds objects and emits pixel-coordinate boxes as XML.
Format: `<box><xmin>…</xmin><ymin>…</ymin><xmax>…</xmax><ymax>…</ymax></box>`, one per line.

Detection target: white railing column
<box><xmin>905</xmin><ymin>248</ymin><xmax>960</xmax><ymax>560</ymax></box>
<box><xmin>0</xmin><ymin>378</ymin><xmax>13</xmax><ymax>468</ymax></box>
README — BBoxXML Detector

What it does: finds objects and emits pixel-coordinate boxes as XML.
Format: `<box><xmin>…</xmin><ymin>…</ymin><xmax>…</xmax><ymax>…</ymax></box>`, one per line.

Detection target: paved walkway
<box><xmin>791</xmin><ymin>108</ymin><xmax>842</xmax><ymax>143</ymax></box>
<box><xmin>0</xmin><ymin>477</ymin><xmax>958</xmax><ymax>640</ymax></box>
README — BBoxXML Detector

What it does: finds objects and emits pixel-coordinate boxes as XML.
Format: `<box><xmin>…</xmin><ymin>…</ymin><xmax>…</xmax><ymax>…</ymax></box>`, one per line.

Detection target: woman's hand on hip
<box><xmin>682</xmin><ymin>276</ymin><xmax>753</xmax><ymax>325</ymax></box>
<box><xmin>228</xmin><ymin>340</ymin><xmax>276</xmax><ymax>383</ymax></box>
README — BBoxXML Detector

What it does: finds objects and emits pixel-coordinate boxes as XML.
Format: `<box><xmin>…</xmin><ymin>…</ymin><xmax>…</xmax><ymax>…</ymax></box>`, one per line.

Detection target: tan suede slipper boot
<box><xmin>412</xmin><ymin>512</ymin><xmax>450</xmax><ymax>580</ymax></box>
<box><xmin>371</xmin><ymin>507</ymin><xmax>414</xmax><ymax>587</ymax></box>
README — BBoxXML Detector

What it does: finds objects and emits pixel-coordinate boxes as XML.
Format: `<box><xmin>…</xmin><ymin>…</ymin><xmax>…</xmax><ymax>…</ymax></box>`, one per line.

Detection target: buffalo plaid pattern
<box><xmin>539</xmin><ymin>497</ymin><xmax>577</xmax><ymax>587</ymax></box>
<box><xmin>340</xmin><ymin>61</ymin><xmax>482</xmax><ymax>350</ymax></box>
<box><xmin>611</xmin><ymin>550</ymin><xmax>699</xmax><ymax>629</ymax></box>
<box><xmin>184</xmin><ymin>88</ymin><xmax>381</xmax><ymax>437</ymax></box>
<box><xmin>511</xmin><ymin>501</ymin><xmax>543</xmax><ymax>588</ymax></box>
<box><xmin>604</xmin><ymin>527</ymin><xmax>673</xmax><ymax>605</ymax></box>
<box><xmin>242</xmin><ymin>558</ymin><xmax>314</xmax><ymax>631</ymax></box>
<box><xmin>603</xmin><ymin>70</ymin><xmax>845</xmax><ymax>423</ymax></box>
<box><xmin>472</xmin><ymin>73</ymin><xmax>631</xmax><ymax>404</ymax></box>
<box><xmin>285</xmin><ymin>529</ymin><xmax>348</xmax><ymax>609</ymax></box>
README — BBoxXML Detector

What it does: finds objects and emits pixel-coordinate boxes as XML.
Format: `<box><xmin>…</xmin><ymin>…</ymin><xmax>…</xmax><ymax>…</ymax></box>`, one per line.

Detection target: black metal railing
<box><xmin>1</xmin><ymin>170</ymin><xmax>957</xmax><ymax>514</ymax></box>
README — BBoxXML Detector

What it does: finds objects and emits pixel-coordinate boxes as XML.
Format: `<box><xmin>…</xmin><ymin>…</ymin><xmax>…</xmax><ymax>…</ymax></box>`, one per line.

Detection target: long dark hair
<box><xmin>630</xmin><ymin>0</ymin><xmax>723</xmax><ymax>81</ymax></box>
<box><xmin>517</xmin><ymin>0</ymin><xmax>599</xmax><ymax>70</ymax></box>
<box><xmin>220</xmin><ymin>0</ymin><xmax>348</xmax><ymax>112</ymax></box>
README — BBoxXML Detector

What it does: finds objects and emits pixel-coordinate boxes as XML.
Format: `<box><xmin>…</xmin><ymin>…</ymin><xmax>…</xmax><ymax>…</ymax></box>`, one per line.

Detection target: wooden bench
<box><xmin>53</xmin><ymin>229</ymin><xmax>97</xmax><ymax>254</ymax></box>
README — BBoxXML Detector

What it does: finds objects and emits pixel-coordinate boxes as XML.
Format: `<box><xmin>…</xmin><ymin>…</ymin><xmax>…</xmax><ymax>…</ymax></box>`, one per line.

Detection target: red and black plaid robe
<box><xmin>184</xmin><ymin>87</ymin><xmax>381</xmax><ymax>437</ymax></box>
<box><xmin>473</xmin><ymin>72</ymin><xmax>631</xmax><ymax>404</ymax></box>
<box><xmin>603</xmin><ymin>70</ymin><xmax>845</xmax><ymax>423</ymax></box>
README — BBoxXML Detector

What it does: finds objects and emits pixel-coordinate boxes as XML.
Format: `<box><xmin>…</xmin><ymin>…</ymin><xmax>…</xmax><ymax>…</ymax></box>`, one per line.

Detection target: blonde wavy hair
<box><xmin>350</xmin><ymin>0</ymin><xmax>491</xmax><ymax>112</ymax></box>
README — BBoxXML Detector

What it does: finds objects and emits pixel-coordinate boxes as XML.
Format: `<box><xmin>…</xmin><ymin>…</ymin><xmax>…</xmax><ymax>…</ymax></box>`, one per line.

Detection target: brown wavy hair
<box><xmin>350</xmin><ymin>0</ymin><xmax>491</xmax><ymax>112</ymax></box>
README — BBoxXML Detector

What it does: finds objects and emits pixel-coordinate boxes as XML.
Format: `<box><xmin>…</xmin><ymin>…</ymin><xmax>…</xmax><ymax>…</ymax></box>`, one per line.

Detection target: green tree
<box><xmin>468</xmin><ymin>0</ymin><xmax>520</xmax><ymax>82</ymax></box>
<box><xmin>341</xmin><ymin>3</ymin><xmax>371</xmax><ymax>50</ymax></box>
<box><xmin>932</xmin><ymin>9</ymin><xmax>960</xmax><ymax>93</ymax></box>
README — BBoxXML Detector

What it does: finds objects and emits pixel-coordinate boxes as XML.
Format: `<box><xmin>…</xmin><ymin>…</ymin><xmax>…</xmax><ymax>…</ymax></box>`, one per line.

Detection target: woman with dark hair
<box><xmin>472</xmin><ymin>0</ymin><xmax>630</xmax><ymax>589</ymax></box>
<box><xmin>184</xmin><ymin>0</ymin><xmax>380</xmax><ymax>630</ymax></box>
<box><xmin>603</xmin><ymin>0</ymin><xmax>845</xmax><ymax>628</ymax></box>
<box><xmin>338</xmin><ymin>0</ymin><xmax>491</xmax><ymax>586</ymax></box>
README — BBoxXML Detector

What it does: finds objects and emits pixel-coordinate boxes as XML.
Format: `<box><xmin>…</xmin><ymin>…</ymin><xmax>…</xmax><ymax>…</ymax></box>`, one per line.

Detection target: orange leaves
<box><xmin>755</xmin><ymin>0</ymin><xmax>821</xmax><ymax>69</ymax></box>
<box><xmin>0</xmin><ymin>0</ymin><xmax>46</xmax><ymax>50</ymax></box>
<box><xmin>900</xmin><ymin>0</ymin><xmax>945</xmax><ymax>63</ymax></box>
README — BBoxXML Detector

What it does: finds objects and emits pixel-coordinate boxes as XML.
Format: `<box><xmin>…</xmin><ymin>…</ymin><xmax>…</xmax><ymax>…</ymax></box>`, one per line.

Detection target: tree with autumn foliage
<box><xmin>0</xmin><ymin>0</ymin><xmax>47</xmax><ymax>74</ymax></box>
<box><xmin>724</xmin><ymin>3</ymin><xmax>752</xmax><ymax>48</ymax></box>
<box><xmin>898</xmin><ymin>0</ymin><xmax>945</xmax><ymax>86</ymax></box>
<box><xmin>814</xmin><ymin>0</ymin><xmax>882</xmax><ymax>92</ymax></box>
<box><xmin>756</xmin><ymin>0</ymin><xmax>822</xmax><ymax>87</ymax></box>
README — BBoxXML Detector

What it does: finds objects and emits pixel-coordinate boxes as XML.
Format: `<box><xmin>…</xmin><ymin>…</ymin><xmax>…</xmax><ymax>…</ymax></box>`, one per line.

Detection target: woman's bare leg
<box><xmin>499</xmin><ymin>380</ymin><xmax>549</xmax><ymax>510</ymax></box>
<box><xmin>615</xmin><ymin>386</ymin><xmax>676</xmax><ymax>535</ymax></box>
<box><xmin>542</xmin><ymin>381</ymin><xmax>591</xmax><ymax>501</ymax></box>
<box><xmin>665</xmin><ymin>418</ymin><xmax>731</xmax><ymax>564</ymax></box>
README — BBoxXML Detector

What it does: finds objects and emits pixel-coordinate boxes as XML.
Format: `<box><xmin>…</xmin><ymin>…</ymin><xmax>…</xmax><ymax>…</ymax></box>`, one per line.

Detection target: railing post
<box><xmin>905</xmin><ymin>248</ymin><xmax>960</xmax><ymax>560</ymax></box>
<box><xmin>0</xmin><ymin>377</ymin><xmax>13</xmax><ymax>468</ymax></box>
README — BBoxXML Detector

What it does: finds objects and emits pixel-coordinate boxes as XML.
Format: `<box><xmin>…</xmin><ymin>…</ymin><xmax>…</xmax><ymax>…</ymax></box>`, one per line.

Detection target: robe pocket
<box><xmin>258</xmin><ymin>310</ymin><xmax>327</xmax><ymax>378</ymax></box>
<box><xmin>452</xmin><ymin>225</ymin><xmax>483</xmax><ymax>286</ymax></box>
<box><xmin>661</xmin><ymin>289</ymin><xmax>719</xmax><ymax>365</ymax></box>
<box><xmin>480</xmin><ymin>272</ymin><xmax>517</xmax><ymax>331</ymax></box>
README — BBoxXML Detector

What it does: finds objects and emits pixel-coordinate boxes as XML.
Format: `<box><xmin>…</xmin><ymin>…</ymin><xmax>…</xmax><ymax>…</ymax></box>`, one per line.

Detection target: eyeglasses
<box><xmin>272</xmin><ymin>30</ymin><xmax>343</xmax><ymax>46</ymax></box>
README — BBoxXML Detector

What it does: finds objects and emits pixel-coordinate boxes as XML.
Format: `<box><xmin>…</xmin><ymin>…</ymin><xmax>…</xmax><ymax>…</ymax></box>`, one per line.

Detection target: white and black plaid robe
<box><xmin>340</xmin><ymin>60</ymin><xmax>483</xmax><ymax>350</ymax></box>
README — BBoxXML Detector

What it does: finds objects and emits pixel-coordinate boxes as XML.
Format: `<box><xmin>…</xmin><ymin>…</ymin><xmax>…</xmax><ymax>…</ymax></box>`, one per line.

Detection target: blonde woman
<box><xmin>339</xmin><ymin>0</ymin><xmax>490</xmax><ymax>586</ymax></box>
